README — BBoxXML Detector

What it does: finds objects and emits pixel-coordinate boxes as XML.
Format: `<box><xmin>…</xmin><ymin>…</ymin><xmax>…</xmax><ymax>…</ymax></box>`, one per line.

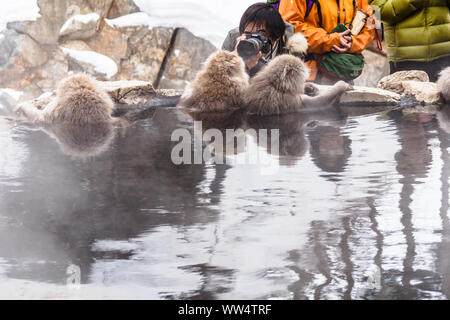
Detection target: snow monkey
<box><xmin>14</xmin><ymin>73</ymin><xmax>114</xmax><ymax>124</ymax></box>
<box><xmin>437</xmin><ymin>66</ymin><xmax>450</xmax><ymax>103</ymax></box>
<box><xmin>245</xmin><ymin>54</ymin><xmax>352</xmax><ymax>116</ymax></box>
<box><xmin>177</xmin><ymin>50</ymin><xmax>249</xmax><ymax>112</ymax></box>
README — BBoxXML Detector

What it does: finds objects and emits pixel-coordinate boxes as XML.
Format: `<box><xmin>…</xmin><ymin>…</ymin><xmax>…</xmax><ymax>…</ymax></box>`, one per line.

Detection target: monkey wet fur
<box><xmin>178</xmin><ymin>50</ymin><xmax>249</xmax><ymax>112</ymax></box>
<box><xmin>14</xmin><ymin>73</ymin><xmax>114</xmax><ymax>124</ymax></box>
<box><xmin>245</xmin><ymin>55</ymin><xmax>352</xmax><ymax>115</ymax></box>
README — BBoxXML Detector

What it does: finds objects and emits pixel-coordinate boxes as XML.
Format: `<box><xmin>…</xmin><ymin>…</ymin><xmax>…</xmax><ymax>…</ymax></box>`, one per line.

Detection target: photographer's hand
<box><xmin>234</xmin><ymin>35</ymin><xmax>263</xmax><ymax>70</ymax></box>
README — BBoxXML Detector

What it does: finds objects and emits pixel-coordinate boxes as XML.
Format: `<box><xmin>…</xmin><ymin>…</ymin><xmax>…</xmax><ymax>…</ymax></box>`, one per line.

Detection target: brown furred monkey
<box><xmin>437</xmin><ymin>66</ymin><xmax>450</xmax><ymax>103</ymax></box>
<box><xmin>245</xmin><ymin>55</ymin><xmax>352</xmax><ymax>116</ymax></box>
<box><xmin>178</xmin><ymin>50</ymin><xmax>249</xmax><ymax>112</ymax></box>
<box><xmin>14</xmin><ymin>73</ymin><xmax>114</xmax><ymax>124</ymax></box>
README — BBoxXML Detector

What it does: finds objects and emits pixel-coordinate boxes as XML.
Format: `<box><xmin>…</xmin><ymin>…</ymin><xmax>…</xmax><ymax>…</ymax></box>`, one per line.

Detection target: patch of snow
<box><xmin>59</xmin><ymin>13</ymin><xmax>100</xmax><ymax>35</ymax></box>
<box><xmin>0</xmin><ymin>0</ymin><xmax>40</xmax><ymax>32</ymax></box>
<box><xmin>174</xmin><ymin>49</ymin><xmax>180</xmax><ymax>56</ymax></box>
<box><xmin>61</xmin><ymin>48</ymin><xmax>118</xmax><ymax>80</ymax></box>
<box><xmin>105</xmin><ymin>12</ymin><xmax>150</xmax><ymax>28</ymax></box>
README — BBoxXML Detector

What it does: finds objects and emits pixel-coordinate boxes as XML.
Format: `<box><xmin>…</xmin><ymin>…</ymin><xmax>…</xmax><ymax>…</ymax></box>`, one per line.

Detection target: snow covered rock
<box><xmin>401</xmin><ymin>81</ymin><xmax>442</xmax><ymax>105</ymax></box>
<box><xmin>377</xmin><ymin>70</ymin><xmax>430</xmax><ymax>94</ymax></box>
<box><xmin>105</xmin><ymin>12</ymin><xmax>150</xmax><ymax>28</ymax></box>
<box><xmin>62</xmin><ymin>47</ymin><xmax>118</xmax><ymax>80</ymax></box>
<box><xmin>6</xmin><ymin>0</ymin><xmax>140</xmax><ymax>45</ymax></box>
<box><xmin>84</xmin><ymin>20</ymin><xmax>128</xmax><ymax>65</ymax></box>
<box><xmin>59</xmin><ymin>13</ymin><xmax>100</xmax><ymax>40</ymax></box>
<box><xmin>338</xmin><ymin>86</ymin><xmax>401</xmax><ymax>106</ymax></box>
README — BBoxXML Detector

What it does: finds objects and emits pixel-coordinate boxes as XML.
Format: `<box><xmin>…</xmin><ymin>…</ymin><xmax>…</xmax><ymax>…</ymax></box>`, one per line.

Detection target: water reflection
<box><xmin>1</xmin><ymin>105</ymin><xmax>450</xmax><ymax>299</ymax></box>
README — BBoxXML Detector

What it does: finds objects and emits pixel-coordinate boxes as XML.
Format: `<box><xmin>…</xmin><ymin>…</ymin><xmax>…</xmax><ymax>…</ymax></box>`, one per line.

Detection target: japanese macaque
<box><xmin>14</xmin><ymin>73</ymin><xmax>114</xmax><ymax>124</ymax></box>
<box><xmin>245</xmin><ymin>54</ymin><xmax>352</xmax><ymax>116</ymax></box>
<box><xmin>437</xmin><ymin>66</ymin><xmax>450</xmax><ymax>103</ymax></box>
<box><xmin>178</xmin><ymin>50</ymin><xmax>249</xmax><ymax>112</ymax></box>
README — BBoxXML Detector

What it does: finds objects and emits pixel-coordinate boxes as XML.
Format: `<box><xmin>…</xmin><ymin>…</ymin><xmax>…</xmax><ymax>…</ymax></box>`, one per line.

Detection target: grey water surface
<box><xmin>1</xmin><ymin>105</ymin><xmax>450</xmax><ymax>300</ymax></box>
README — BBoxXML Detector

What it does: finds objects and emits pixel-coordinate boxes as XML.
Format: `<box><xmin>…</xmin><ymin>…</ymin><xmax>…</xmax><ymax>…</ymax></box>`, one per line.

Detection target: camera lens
<box><xmin>237</xmin><ymin>38</ymin><xmax>263</xmax><ymax>60</ymax></box>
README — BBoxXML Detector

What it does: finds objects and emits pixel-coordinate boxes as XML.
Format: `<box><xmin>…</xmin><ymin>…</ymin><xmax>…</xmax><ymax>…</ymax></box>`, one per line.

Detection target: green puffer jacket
<box><xmin>370</xmin><ymin>0</ymin><xmax>450</xmax><ymax>62</ymax></box>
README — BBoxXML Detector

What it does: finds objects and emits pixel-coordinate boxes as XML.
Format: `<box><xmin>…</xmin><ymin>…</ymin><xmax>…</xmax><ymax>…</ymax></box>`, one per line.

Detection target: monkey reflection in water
<box><xmin>12</xmin><ymin>74</ymin><xmax>127</xmax><ymax>159</ymax></box>
<box><xmin>185</xmin><ymin>107</ymin><xmax>346</xmax><ymax>167</ymax></box>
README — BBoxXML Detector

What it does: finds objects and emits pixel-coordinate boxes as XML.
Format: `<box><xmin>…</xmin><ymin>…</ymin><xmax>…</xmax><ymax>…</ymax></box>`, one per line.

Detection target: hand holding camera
<box><xmin>234</xmin><ymin>31</ymin><xmax>272</xmax><ymax>70</ymax></box>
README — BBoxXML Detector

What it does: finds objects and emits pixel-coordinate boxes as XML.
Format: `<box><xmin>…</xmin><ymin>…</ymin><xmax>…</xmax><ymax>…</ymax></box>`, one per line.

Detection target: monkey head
<box><xmin>267</xmin><ymin>54</ymin><xmax>309</xmax><ymax>94</ymax></box>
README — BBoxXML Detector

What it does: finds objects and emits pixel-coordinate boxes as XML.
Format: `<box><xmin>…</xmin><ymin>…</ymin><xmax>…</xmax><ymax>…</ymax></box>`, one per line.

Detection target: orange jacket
<box><xmin>279</xmin><ymin>0</ymin><xmax>374</xmax><ymax>81</ymax></box>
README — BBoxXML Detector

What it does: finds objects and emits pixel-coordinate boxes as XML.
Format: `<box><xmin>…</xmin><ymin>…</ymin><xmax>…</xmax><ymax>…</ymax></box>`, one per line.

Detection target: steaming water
<box><xmin>1</xmin><ymin>105</ymin><xmax>450</xmax><ymax>300</ymax></box>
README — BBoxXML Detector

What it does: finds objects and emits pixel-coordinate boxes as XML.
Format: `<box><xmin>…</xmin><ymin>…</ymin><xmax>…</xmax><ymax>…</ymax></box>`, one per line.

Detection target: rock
<box><xmin>101</xmin><ymin>80</ymin><xmax>156</xmax><ymax>104</ymax></box>
<box><xmin>354</xmin><ymin>50</ymin><xmax>389</xmax><ymax>87</ymax></box>
<box><xmin>7</xmin><ymin>1</ymin><xmax>91</xmax><ymax>45</ymax></box>
<box><xmin>85</xmin><ymin>20</ymin><xmax>128</xmax><ymax>65</ymax></box>
<box><xmin>377</xmin><ymin>70</ymin><xmax>429</xmax><ymax>94</ymax></box>
<box><xmin>6</xmin><ymin>0</ymin><xmax>139</xmax><ymax>45</ymax></box>
<box><xmin>36</xmin><ymin>50</ymin><xmax>70</xmax><ymax>94</ymax></box>
<box><xmin>0</xmin><ymin>29</ymin><xmax>48</xmax><ymax>70</ymax></box>
<box><xmin>118</xmin><ymin>26</ymin><xmax>174</xmax><ymax>83</ymax></box>
<box><xmin>107</xmin><ymin>0</ymin><xmax>141</xmax><ymax>19</ymax></box>
<box><xmin>158</xmin><ymin>28</ymin><xmax>217</xmax><ymax>89</ymax></box>
<box><xmin>0</xmin><ymin>29</ymin><xmax>25</xmax><ymax>68</ymax></box>
<box><xmin>338</xmin><ymin>86</ymin><xmax>401</xmax><ymax>106</ymax></box>
<box><xmin>0</xmin><ymin>29</ymin><xmax>66</xmax><ymax>99</ymax></box>
<box><xmin>59</xmin><ymin>13</ymin><xmax>100</xmax><ymax>41</ymax></box>
<box><xmin>401</xmin><ymin>81</ymin><xmax>442</xmax><ymax>105</ymax></box>
<box><xmin>60</xmin><ymin>40</ymin><xmax>92</xmax><ymax>51</ymax></box>
<box><xmin>62</xmin><ymin>47</ymin><xmax>118</xmax><ymax>80</ymax></box>
<box><xmin>85</xmin><ymin>0</ymin><xmax>114</xmax><ymax>18</ymax></box>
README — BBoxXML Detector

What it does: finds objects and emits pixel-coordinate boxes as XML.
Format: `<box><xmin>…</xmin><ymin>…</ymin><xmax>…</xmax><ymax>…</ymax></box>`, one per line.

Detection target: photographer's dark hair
<box><xmin>239</xmin><ymin>2</ymin><xmax>286</xmax><ymax>40</ymax></box>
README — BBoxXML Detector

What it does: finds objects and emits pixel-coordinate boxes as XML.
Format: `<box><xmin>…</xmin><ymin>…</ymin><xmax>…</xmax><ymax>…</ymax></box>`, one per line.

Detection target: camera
<box><xmin>237</xmin><ymin>31</ymin><xmax>272</xmax><ymax>60</ymax></box>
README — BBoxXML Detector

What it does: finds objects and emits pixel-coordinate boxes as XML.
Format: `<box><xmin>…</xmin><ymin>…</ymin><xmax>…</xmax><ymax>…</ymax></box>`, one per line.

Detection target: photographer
<box><xmin>222</xmin><ymin>2</ymin><xmax>307</xmax><ymax>77</ymax></box>
<box><xmin>279</xmin><ymin>0</ymin><xmax>374</xmax><ymax>84</ymax></box>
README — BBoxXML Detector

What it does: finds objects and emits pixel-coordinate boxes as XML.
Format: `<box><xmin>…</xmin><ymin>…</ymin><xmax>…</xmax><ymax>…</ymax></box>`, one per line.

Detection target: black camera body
<box><xmin>237</xmin><ymin>31</ymin><xmax>272</xmax><ymax>61</ymax></box>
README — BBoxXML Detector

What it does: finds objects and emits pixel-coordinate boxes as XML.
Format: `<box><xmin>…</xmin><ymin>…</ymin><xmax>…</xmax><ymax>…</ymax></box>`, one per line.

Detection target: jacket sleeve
<box><xmin>279</xmin><ymin>0</ymin><xmax>341</xmax><ymax>54</ymax></box>
<box><xmin>370</xmin><ymin>0</ymin><xmax>423</xmax><ymax>24</ymax></box>
<box><xmin>350</xmin><ymin>0</ymin><xmax>375</xmax><ymax>53</ymax></box>
<box><xmin>222</xmin><ymin>29</ymin><xmax>238</xmax><ymax>51</ymax></box>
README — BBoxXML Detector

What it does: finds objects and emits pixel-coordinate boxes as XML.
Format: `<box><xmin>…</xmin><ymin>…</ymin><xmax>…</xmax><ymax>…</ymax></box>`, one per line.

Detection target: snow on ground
<box><xmin>0</xmin><ymin>0</ymin><xmax>40</xmax><ymax>31</ymax></box>
<box><xmin>61</xmin><ymin>48</ymin><xmax>118</xmax><ymax>80</ymax></box>
<box><xmin>105</xmin><ymin>12</ymin><xmax>150</xmax><ymax>28</ymax></box>
<box><xmin>134</xmin><ymin>0</ymin><xmax>257</xmax><ymax>48</ymax></box>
